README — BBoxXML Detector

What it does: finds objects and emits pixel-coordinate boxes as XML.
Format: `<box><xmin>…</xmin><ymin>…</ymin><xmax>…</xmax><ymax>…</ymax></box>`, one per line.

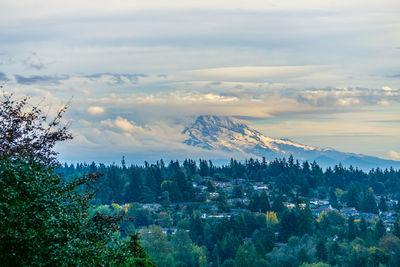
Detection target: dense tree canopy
<box><xmin>0</xmin><ymin>94</ymin><xmax>153</xmax><ymax>266</ymax></box>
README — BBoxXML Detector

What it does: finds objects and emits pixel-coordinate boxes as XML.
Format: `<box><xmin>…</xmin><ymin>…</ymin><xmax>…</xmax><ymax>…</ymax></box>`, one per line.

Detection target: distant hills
<box><xmin>183</xmin><ymin>115</ymin><xmax>400</xmax><ymax>170</ymax></box>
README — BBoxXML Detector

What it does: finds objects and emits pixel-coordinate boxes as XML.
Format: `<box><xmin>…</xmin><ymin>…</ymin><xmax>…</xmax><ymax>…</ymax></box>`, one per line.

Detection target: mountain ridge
<box><xmin>183</xmin><ymin>115</ymin><xmax>400</xmax><ymax>169</ymax></box>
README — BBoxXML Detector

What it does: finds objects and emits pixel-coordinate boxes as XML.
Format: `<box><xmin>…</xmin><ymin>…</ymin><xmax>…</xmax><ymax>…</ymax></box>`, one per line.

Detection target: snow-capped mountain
<box><xmin>183</xmin><ymin>115</ymin><xmax>400</xmax><ymax>169</ymax></box>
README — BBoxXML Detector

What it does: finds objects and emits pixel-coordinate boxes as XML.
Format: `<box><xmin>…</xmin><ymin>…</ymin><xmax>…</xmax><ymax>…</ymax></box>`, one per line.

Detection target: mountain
<box><xmin>183</xmin><ymin>115</ymin><xmax>400</xmax><ymax>169</ymax></box>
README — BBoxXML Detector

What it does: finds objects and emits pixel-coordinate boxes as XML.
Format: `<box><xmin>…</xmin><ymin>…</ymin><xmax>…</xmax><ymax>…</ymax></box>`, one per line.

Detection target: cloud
<box><xmin>87</xmin><ymin>106</ymin><xmax>104</xmax><ymax>115</ymax></box>
<box><xmin>83</xmin><ymin>73</ymin><xmax>147</xmax><ymax>85</ymax></box>
<box><xmin>101</xmin><ymin>116</ymin><xmax>147</xmax><ymax>134</ymax></box>
<box><xmin>0</xmin><ymin>72</ymin><xmax>9</xmax><ymax>81</ymax></box>
<box><xmin>2</xmin><ymin>0</ymin><xmax>400</xmax><ymax>163</ymax></box>
<box><xmin>386</xmin><ymin>74</ymin><xmax>400</xmax><ymax>78</ymax></box>
<box><xmin>113</xmin><ymin>117</ymin><xmax>139</xmax><ymax>133</ymax></box>
<box><xmin>21</xmin><ymin>52</ymin><xmax>46</xmax><ymax>70</ymax></box>
<box><xmin>388</xmin><ymin>151</ymin><xmax>400</xmax><ymax>160</ymax></box>
<box><xmin>14</xmin><ymin>74</ymin><xmax>69</xmax><ymax>85</ymax></box>
<box><xmin>184</xmin><ymin>66</ymin><xmax>322</xmax><ymax>82</ymax></box>
<box><xmin>294</xmin><ymin>87</ymin><xmax>400</xmax><ymax>108</ymax></box>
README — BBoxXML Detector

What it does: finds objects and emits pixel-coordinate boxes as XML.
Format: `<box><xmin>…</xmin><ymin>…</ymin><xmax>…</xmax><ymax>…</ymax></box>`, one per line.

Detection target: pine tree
<box><xmin>347</xmin><ymin>216</ymin><xmax>358</xmax><ymax>241</ymax></box>
<box><xmin>374</xmin><ymin>219</ymin><xmax>386</xmax><ymax>241</ymax></box>
<box><xmin>298</xmin><ymin>205</ymin><xmax>314</xmax><ymax>236</ymax></box>
<box><xmin>346</xmin><ymin>184</ymin><xmax>359</xmax><ymax>208</ymax></box>
<box><xmin>316</xmin><ymin>239</ymin><xmax>328</xmax><ymax>261</ymax></box>
<box><xmin>378</xmin><ymin>197</ymin><xmax>388</xmax><ymax>212</ymax></box>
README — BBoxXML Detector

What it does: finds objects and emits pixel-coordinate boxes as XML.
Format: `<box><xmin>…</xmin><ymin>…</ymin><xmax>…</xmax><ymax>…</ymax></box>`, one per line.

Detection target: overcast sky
<box><xmin>0</xmin><ymin>0</ymin><xmax>399</xmax><ymax>163</ymax></box>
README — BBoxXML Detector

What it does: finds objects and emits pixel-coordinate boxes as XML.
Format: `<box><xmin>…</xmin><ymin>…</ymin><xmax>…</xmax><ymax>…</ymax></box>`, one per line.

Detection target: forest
<box><xmin>57</xmin><ymin>156</ymin><xmax>400</xmax><ymax>266</ymax></box>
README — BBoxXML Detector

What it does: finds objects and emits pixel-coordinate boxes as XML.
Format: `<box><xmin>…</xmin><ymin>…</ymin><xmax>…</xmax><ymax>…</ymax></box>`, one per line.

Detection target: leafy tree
<box><xmin>161</xmin><ymin>180</ymin><xmax>182</xmax><ymax>202</ymax></box>
<box><xmin>378</xmin><ymin>235</ymin><xmax>400</xmax><ymax>266</ymax></box>
<box><xmin>266</xmin><ymin>211</ymin><xmax>279</xmax><ymax>228</ymax></box>
<box><xmin>252</xmin><ymin>227</ymin><xmax>275</xmax><ymax>255</ymax></box>
<box><xmin>141</xmin><ymin>225</ymin><xmax>171</xmax><ymax>266</ymax></box>
<box><xmin>215</xmin><ymin>231</ymin><xmax>241</xmax><ymax>263</ymax></box>
<box><xmin>368</xmin><ymin>247</ymin><xmax>389</xmax><ymax>267</ymax></box>
<box><xmin>0</xmin><ymin>94</ymin><xmax>153</xmax><ymax>266</ymax></box>
<box><xmin>234</xmin><ymin>244</ymin><xmax>258</xmax><ymax>267</ymax></box>
<box><xmin>172</xmin><ymin>230</ymin><xmax>207</xmax><ymax>267</ymax></box>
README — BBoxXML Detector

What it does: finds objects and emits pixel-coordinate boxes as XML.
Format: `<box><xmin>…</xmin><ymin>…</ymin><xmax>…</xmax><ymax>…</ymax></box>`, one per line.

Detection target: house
<box><xmin>359</xmin><ymin>212</ymin><xmax>379</xmax><ymax>221</ymax></box>
<box><xmin>141</xmin><ymin>203</ymin><xmax>162</xmax><ymax>212</ymax></box>
<box><xmin>310</xmin><ymin>198</ymin><xmax>329</xmax><ymax>208</ymax></box>
<box><xmin>283</xmin><ymin>202</ymin><xmax>296</xmax><ymax>209</ymax></box>
<box><xmin>311</xmin><ymin>204</ymin><xmax>337</xmax><ymax>217</ymax></box>
<box><xmin>227</xmin><ymin>198</ymin><xmax>250</xmax><ymax>205</ymax></box>
<box><xmin>340</xmin><ymin>207</ymin><xmax>359</xmax><ymax>218</ymax></box>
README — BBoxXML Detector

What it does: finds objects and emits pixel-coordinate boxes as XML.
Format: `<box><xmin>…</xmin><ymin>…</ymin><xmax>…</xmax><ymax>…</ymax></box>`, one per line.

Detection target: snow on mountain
<box><xmin>183</xmin><ymin>115</ymin><xmax>400</xmax><ymax>169</ymax></box>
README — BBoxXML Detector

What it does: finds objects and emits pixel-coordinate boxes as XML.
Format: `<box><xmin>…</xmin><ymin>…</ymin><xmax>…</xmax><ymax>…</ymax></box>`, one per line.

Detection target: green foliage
<box><xmin>347</xmin><ymin>216</ymin><xmax>358</xmax><ymax>241</ymax></box>
<box><xmin>300</xmin><ymin>263</ymin><xmax>330</xmax><ymax>267</ymax></box>
<box><xmin>265</xmin><ymin>211</ymin><xmax>279</xmax><ymax>228</ymax></box>
<box><xmin>315</xmin><ymin>239</ymin><xmax>327</xmax><ymax>261</ymax></box>
<box><xmin>50</xmin><ymin>124</ymin><xmax>400</xmax><ymax>266</ymax></box>
<box><xmin>252</xmin><ymin>227</ymin><xmax>275</xmax><ymax>255</ymax></box>
<box><xmin>378</xmin><ymin>196</ymin><xmax>388</xmax><ymax>212</ymax></box>
<box><xmin>0</xmin><ymin>95</ymin><xmax>153</xmax><ymax>266</ymax></box>
<box><xmin>172</xmin><ymin>230</ymin><xmax>207</xmax><ymax>267</ymax></box>
<box><xmin>360</xmin><ymin>188</ymin><xmax>379</xmax><ymax>214</ymax></box>
<box><xmin>279</xmin><ymin>209</ymin><xmax>298</xmax><ymax>242</ymax></box>
<box><xmin>249</xmin><ymin>191</ymin><xmax>270</xmax><ymax>212</ymax></box>
<box><xmin>234</xmin><ymin>244</ymin><xmax>258</xmax><ymax>267</ymax></box>
<box><xmin>317</xmin><ymin>210</ymin><xmax>345</xmax><ymax>237</ymax></box>
<box><xmin>141</xmin><ymin>225</ymin><xmax>171</xmax><ymax>266</ymax></box>
<box><xmin>374</xmin><ymin>219</ymin><xmax>386</xmax><ymax>241</ymax></box>
<box><xmin>393</xmin><ymin>218</ymin><xmax>400</xmax><ymax>239</ymax></box>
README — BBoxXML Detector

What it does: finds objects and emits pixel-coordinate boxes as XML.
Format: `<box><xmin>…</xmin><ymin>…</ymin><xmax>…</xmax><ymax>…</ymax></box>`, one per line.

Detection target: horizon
<box><xmin>1</xmin><ymin>0</ymin><xmax>399</xmax><ymax>163</ymax></box>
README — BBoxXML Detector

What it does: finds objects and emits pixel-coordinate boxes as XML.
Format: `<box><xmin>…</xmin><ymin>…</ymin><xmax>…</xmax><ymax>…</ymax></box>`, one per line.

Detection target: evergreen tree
<box><xmin>328</xmin><ymin>189</ymin><xmax>340</xmax><ymax>209</ymax></box>
<box><xmin>279</xmin><ymin>209</ymin><xmax>298</xmax><ymax>242</ymax></box>
<box><xmin>378</xmin><ymin>197</ymin><xmax>388</xmax><ymax>212</ymax></box>
<box><xmin>346</xmin><ymin>184</ymin><xmax>359</xmax><ymax>208</ymax></box>
<box><xmin>298</xmin><ymin>205</ymin><xmax>314</xmax><ymax>236</ymax></box>
<box><xmin>374</xmin><ymin>219</ymin><xmax>386</xmax><ymax>241</ymax></box>
<box><xmin>297</xmin><ymin>247</ymin><xmax>310</xmax><ymax>264</ymax></box>
<box><xmin>272</xmin><ymin>195</ymin><xmax>285</xmax><ymax>213</ymax></box>
<box><xmin>360</xmin><ymin>188</ymin><xmax>378</xmax><ymax>214</ymax></box>
<box><xmin>347</xmin><ymin>216</ymin><xmax>358</xmax><ymax>241</ymax></box>
<box><xmin>315</xmin><ymin>239</ymin><xmax>328</xmax><ymax>261</ymax></box>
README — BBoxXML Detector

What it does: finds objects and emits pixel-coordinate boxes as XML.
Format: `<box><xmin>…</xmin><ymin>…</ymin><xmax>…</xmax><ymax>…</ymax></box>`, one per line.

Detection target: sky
<box><xmin>0</xmin><ymin>0</ymin><xmax>399</xmax><ymax>164</ymax></box>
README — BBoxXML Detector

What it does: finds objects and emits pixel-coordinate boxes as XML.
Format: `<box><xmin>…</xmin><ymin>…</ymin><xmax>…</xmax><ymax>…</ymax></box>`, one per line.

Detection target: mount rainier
<box><xmin>183</xmin><ymin>115</ymin><xmax>400</xmax><ymax>169</ymax></box>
